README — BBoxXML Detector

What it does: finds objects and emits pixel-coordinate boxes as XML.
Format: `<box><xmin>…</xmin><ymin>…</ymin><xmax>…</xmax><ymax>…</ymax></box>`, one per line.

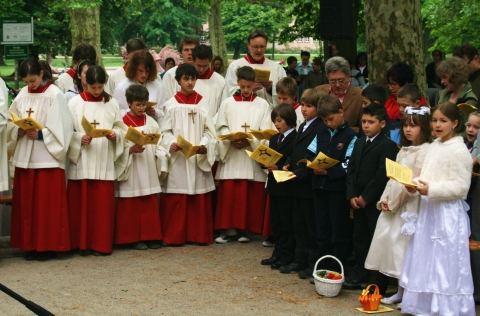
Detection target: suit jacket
<box><xmin>317</xmin><ymin>84</ymin><xmax>363</xmax><ymax>132</ymax></box>
<box><xmin>266</xmin><ymin>129</ymin><xmax>297</xmax><ymax>196</ymax></box>
<box><xmin>285</xmin><ymin>118</ymin><xmax>326</xmax><ymax>199</ymax></box>
<box><xmin>346</xmin><ymin>133</ymin><xmax>399</xmax><ymax>207</ymax></box>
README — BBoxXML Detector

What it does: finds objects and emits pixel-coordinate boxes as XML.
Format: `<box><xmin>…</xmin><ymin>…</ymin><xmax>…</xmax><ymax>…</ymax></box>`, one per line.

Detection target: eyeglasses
<box><xmin>329</xmin><ymin>78</ymin><xmax>346</xmax><ymax>85</ymax></box>
<box><xmin>250</xmin><ymin>45</ymin><xmax>266</xmax><ymax>50</ymax></box>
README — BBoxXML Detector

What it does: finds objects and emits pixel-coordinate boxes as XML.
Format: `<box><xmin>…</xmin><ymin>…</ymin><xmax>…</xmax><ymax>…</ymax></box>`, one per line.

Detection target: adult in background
<box><xmin>316</xmin><ymin>56</ymin><xmax>363</xmax><ymax>132</ymax></box>
<box><xmin>426</xmin><ymin>50</ymin><xmax>444</xmax><ymax>89</ymax></box>
<box><xmin>211</xmin><ymin>56</ymin><xmax>226</xmax><ymax>77</ymax></box>
<box><xmin>348</xmin><ymin>58</ymin><xmax>365</xmax><ymax>89</ymax></box>
<box><xmin>296</xmin><ymin>51</ymin><xmax>313</xmax><ymax>100</ymax></box>
<box><xmin>454</xmin><ymin>43</ymin><xmax>480</xmax><ymax>100</ymax></box>
<box><xmin>355</xmin><ymin>52</ymin><xmax>368</xmax><ymax>83</ymax></box>
<box><xmin>225</xmin><ymin>29</ymin><xmax>286</xmax><ymax>107</ymax></box>
<box><xmin>305</xmin><ymin>57</ymin><xmax>327</xmax><ymax>89</ymax></box>
<box><xmin>436</xmin><ymin>57</ymin><xmax>478</xmax><ymax>107</ymax></box>
<box><xmin>284</xmin><ymin>56</ymin><xmax>300</xmax><ymax>84</ymax></box>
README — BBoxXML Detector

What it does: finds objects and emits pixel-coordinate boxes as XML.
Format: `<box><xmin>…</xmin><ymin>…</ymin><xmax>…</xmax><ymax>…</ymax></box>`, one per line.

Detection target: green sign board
<box><xmin>1</xmin><ymin>17</ymin><xmax>34</xmax><ymax>44</ymax></box>
<box><xmin>4</xmin><ymin>45</ymin><xmax>29</xmax><ymax>60</ymax></box>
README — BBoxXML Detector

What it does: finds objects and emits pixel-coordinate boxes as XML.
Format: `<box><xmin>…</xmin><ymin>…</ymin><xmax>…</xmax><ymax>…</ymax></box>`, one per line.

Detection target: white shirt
<box><xmin>303</xmin><ymin>116</ymin><xmax>318</xmax><ymax>132</ymax></box>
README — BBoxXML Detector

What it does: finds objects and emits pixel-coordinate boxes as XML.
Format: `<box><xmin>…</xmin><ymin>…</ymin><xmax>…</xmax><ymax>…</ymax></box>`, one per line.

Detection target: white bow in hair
<box><xmin>405</xmin><ymin>106</ymin><xmax>430</xmax><ymax>116</ymax></box>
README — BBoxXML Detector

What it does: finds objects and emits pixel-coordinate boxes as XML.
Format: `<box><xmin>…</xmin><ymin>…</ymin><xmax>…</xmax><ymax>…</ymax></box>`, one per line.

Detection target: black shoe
<box><xmin>271</xmin><ymin>261</ymin><xmax>291</xmax><ymax>270</ymax></box>
<box><xmin>342</xmin><ymin>279</ymin><xmax>368</xmax><ymax>290</ymax></box>
<box><xmin>298</xmin><ymin>268</ymin><xmax>314</xmax><ymax>279</ymax></box>
<box><xmin>36</xmin><ymin>251</ymin><xmax>56</xmax><ymax>261</ymax></box>
<box><xmin>261</xmin><ymin>256</ymin><xmax>280</xmax><ymax>266</ymax></box>
<box><xmin>25</xmin><ymin>251</ymin><xmax>37</xmax><ymax>261</ymax></box>
<box><xmin>279</xmin><ymin>262</ymin><xmax>308</xmax><ymax>274</ymax></box>
<box><xmin>309</xmin><ymin>277</ymin><xmax>315</xmax><ymax>284</ymax></box>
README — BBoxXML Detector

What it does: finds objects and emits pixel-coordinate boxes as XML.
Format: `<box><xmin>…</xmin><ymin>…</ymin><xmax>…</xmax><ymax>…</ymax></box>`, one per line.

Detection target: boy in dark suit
<box><xmin>345</xmin><ymin>103</ymin><xmax>399</xmax><ymax>289</ymax></box>
<box><xmin>275</xmin><ymin>89</ymin><xmax>326</xmax><ymax>277</ymax></box>
<box><xmin>261</xmin><ymin>103</ymin><xmax>297</xmax><ymax>267</ymax></box>
<box><xmin>305</xmin><ymin>94</ymin><xmax>357</xmax><ymax>274</ymax></box>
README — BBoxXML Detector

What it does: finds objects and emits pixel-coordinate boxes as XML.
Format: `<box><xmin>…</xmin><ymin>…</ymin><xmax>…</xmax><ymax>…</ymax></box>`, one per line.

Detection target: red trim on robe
<box><xmin>123</xmin><ymin>64</ymin><xmax>127</xmax><ymax>71</ymax></box>
<box><xmin>262</xmin><ymin>194</ymin><xmax>273</xmax><ymax>237</ymax></box>
<box><xmin>214</xmin><ymin>179</ymin><xmax>266</xmax><ymax>234</ymax></box>
<box><xmin>114</xmin><ymin>194</ymin><xmax>163</xmax><ymax>244</ymax></box>
<box><xmin>10</xmin><ymin>167</ymin><xmax>71</xmax><ymax>252</ymax></box>
<box><xmin>293</xmin><ymin>102</ymin><xmax>301</xmax><ymax>110</ymax></box>
<box><xmin>244</xmin><ymin>54</ymin><xmax>265</xmax><ymax>64</ymax></box>
<box><xmin>66</xmin><ymin>68</ymin><xmax>76</xmax><ymax>79</ymax></box>
<box><xmin>123</xmin><ymin>112</ymin><xmax>146</xmax><ymax>127</ymax></box>
<box><xmin>67</xmin><ymin>179</ymin><xmax>115</xmax><ymax>253</ymax></box>
<box><xmin>28</xmin><ymin>81</ymin><xmax>52</xmax><ymax>93</ymax></box>
<box><xmin>80</xmin><ymin>90</ymin><xmax>104</xmax><ymax>102</ymax></box>
<box><xmin>419</xmin><ymin>95</ymin><xmax>428</xmax><ymax>107</ymax></box>
<box><xmin>233</xmin><ymin>94</ymin><xmax>257</xmax><ymax>102</ymax></box>
<box><xmin>174</xmin><ymin>91</ymin><xmax>203</xmax><ymax>104</ymax></box>
<box><xmin>198</xmin><ymin>68</ymin><xmax>215</xmax><ymax>80</ymax></box>
<box><xmin>159</xmin><ymin>193</ymin><xmax>213</xmax><ymax>245</ymax></box>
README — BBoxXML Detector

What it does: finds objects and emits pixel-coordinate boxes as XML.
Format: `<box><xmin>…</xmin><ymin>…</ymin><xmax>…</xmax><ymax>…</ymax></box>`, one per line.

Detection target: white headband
<box><xmin>405</xmin><ymin>106</ymin><xmax>430</xmax><ymax>116</ymax></box>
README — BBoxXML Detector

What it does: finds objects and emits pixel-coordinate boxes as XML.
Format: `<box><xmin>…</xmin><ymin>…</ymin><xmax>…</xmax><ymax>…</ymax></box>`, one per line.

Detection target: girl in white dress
<box><xmin>400</xmin><ymin>102</ymin><xmax>475</xmax><ymax>316</ymax></box>
<box><xmin>365</xmin><ymin>106</ymin><xmax>431</xmax><ymax>304</ymax></box>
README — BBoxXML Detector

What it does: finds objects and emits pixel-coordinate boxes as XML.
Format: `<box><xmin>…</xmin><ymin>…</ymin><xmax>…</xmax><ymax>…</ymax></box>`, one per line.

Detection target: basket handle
<box><xmin>313</xmin><ymin>255</ymin><xmax>344</xmax><ymax>277</ymax></box>
<box><xmin>362</xmin><ymin>284</ymin><xmax>380</xmax><ymax>296</ymax></box>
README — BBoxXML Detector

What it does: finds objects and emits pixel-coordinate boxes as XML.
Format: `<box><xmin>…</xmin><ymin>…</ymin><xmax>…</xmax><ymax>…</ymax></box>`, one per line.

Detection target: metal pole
<box><xmin>14</xmin><ymin>59</ymin><xmax>19</xmax><ymax>90</ymax></box>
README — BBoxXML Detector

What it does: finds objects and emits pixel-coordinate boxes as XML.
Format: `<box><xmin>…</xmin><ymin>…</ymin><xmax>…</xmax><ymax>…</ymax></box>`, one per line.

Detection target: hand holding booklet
<box><xmin>272</xmin><ymin>170</ymin><xmax>296</xmax><ymax>182</ymax></box>
<box><xmin>125</xmin><ymin>126</ymin><xmax>160</xmax><ymax>146</ymax></box>
<box><xmin>246</xmin><ymin>144</ymin><xmax>282</xmax><ymax>166</ymax></box>
<box><xmin>177</xmin><ymin>135</ymin><xmax>206</xmax><ymax>159</ymax></box>
<box><xmin>297</xmin><ymin>152</ymin><xmax>339</xmax><ymax>170</ymax></box>
<box><xmin>81</xmin><ymin>116</ymin><xmax>112</xmax><ymax>138</ymax></box>
<box><xmin>385</xmin><ymin>158</ymin><xmax>417</xmax><ymax>187</ymax></box>
<box><xmin>8</xmin><ymin>109</ymin><xmax>43</xmax><ymax>130</ymax></box>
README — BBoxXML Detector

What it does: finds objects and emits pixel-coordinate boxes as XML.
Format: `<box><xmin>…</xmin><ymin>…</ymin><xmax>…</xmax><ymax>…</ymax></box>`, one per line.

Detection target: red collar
<box><xmin>233</xmin><ymin>94</ymin><xmax>257</xmax><ymax>102</ymax></box>
<box><xmin>80</xmin><ymin>90</ymin><xmax>104</xmax><ymax>102</ymax></box>
<box><xmin>293</xmin><ymin>102</ymin><xmax>301</xmax><ymax>110</ymax></box>
<box><xmin>198</xmin><ymin>68</ymin><xmax>215</xmax><ymax>80</ymax></box>
<box><xmin>66</xmin><ymin>68</ymin><xmax>76</xmax><ymax>79</ymax></box>
<box><xmin>123</xmin><ymin>112</ymin><xmax>146</xmax><ymax>127</ymax></box>
<box><xmin>244</xmin><ymin>54</ymin><xmax>265</xmax><ymax>64</ymax></box>
<box><xmin>174</xmin><ymin>91</ymin><xmax>203</xmax><ymax>104</ymax></box>
<box><xmin>123</xmin><ymin>64</ymin><xmax>127</xmax><ymax>71</ymax></box>
<box><xmin>28</xmin><ymin>81</ymin><xmax>52</xmax><ymax>93</ymax></box>
<box><xmin>328</xmin><ymin>84</ymin><xmax>349</xmax><ymax>99</ymax></box>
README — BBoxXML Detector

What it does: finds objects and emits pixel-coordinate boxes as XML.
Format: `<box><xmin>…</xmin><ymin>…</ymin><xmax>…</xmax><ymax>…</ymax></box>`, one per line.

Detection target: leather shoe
<box><xmin>261</xmin><ymin>256</ymin><xmax>280</xmax><ymax>266</ymax></box>
<box><xmin>298</xmin><ymin>268</ymin><xmax>314</xmax><ymax>279</ymax></box>
<box><xmin>271</xmin><ymin>261</ymin><xmax>291</xmax><ymax>270</ymax></box>
<box><xmin>279</xmin><ymin>262</ymin><xmax>308</xmax><ymax>274</ymax></box>
<box><xmin>342</xmin><ymin>279</ymin><xmax>368</xmax><ymax>290</ymax></box>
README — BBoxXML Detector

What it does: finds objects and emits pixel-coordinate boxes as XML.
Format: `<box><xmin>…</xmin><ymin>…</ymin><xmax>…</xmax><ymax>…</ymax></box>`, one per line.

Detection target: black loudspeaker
<box><xmin>319</xmin><ymin>0</ymin><xmax>356</xmax><ymax>40</ymax></box>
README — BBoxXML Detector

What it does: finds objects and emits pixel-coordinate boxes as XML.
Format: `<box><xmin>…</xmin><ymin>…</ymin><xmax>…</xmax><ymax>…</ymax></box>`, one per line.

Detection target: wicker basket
<box><xmin>312</xmin><ymin>255</ymin><xmax>344</xmax><ymax>297</ymax></box>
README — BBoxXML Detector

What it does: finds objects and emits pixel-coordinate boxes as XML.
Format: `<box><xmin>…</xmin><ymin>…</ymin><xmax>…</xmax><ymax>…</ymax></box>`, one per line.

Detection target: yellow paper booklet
<box><xmin>81</xmin><ymin>116</ymin><xmax>112</xmax><ymax>138</ymax></box>
<box><xmin>125</xmin><ymin>126</ymin><xmax>160</xmax><ymax>146</ymax></box>
<box><xmin>177</xmin><ymin>135</ymin><xmax>205</xmax><ymax>159</ymax></box>
<box><xmin>218</xmin><ymin>132</ymin><xmax>253</xmax><ymax>141</ymax></box>
<box><xmin>272</xmin><ymin>170</ymin><xmax>296</xmax><ymax>183</ymax></box>
<box><xmin>246</xmin><ymin>144</ymin><xmax>282</xmax><ymax>166</ymax></box>
<box><xmin>297</xmin><ymin>152</ymin><xmax>339</xmax><ymax>170</ymax></box>
<box><xmin>249</xmin><ymin>128</ymin><xmax>278</xmax><ymax>141</ymax></box>
<box><xmin>146</xmin><ymin>101</ymin><xmax>157</xmax><ymax>107</ymax></box>
<box><xmin>8</xmin><ymin>109</ymin><xmax>43</xmax><ymax>130</ymax></box>
<box><xmin>254</xmin><ymin>68</ymin><xmax>270</xmax><ymax>82</ymax></box>
<box><xmin>458</xmin><ymin>103</ymin><xmax>478</xmax><ymax>116</ymax></box>
<box><xmin>385</xmin><ymin>158</ymin><xmax>417</xmax><ymax>187</ymax></box>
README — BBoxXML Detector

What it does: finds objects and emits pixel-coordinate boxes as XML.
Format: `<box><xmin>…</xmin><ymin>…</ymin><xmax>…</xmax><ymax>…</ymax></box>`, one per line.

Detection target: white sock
<box><xmin>387</xmin><ymin>286</ymin><xmax>404</xmax><ymax>301</ymax></box>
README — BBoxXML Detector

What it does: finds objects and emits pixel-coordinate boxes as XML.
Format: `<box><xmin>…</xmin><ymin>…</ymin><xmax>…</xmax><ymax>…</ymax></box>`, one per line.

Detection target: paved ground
<box><xmin>0</xmin><ymin>235</ymin><xmax>406</xmax><ymax>316</ymax></box>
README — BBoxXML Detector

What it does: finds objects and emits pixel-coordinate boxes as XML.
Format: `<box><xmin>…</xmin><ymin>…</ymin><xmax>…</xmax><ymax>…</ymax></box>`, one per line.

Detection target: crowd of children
<box><xmin>2</xmin><ymin>31</ymin><xmax>479</xmax><ymax>315</ymax></box>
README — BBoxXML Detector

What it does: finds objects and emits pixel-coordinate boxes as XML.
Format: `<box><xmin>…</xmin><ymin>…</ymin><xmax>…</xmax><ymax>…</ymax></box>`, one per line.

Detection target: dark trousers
<box><xmin>352</xmin><ymin>205</ymin><xmax>381</xmax><ymax>282</ymax></box>
<box><xmin>270</xmin><ymin>194</ymin><xmax>295</xmax><ymax>263</ymax></box>
<box><xmin>313</xmin><ymin>188</ymin><xmax>351</xmax><ymax>271</ymax></box>
<box><xmin>292</xmin><ymin>196</ymin><xmax>319</xmax><ymax>269</ymax></box>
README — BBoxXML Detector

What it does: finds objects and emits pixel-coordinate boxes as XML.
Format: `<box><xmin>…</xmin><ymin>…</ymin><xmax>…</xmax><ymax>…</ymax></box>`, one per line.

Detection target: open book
<box><xmin>246</xmin><ymin>144</ymin><xmax>282</xmax><ymax>166</ymax></box>
<box><xmin>297</xmin><ymin>152</ymin><xmax>339</xmax><ymax>170</ymax></box>
<box><xmin>249</xmin><ymin>128</ymin><xmax>278</xmax><ymax>141</ymax></box>
<box><xmin>385</xmin><ymin>158</ymin><xmax>417</xmax><ymax>187</ymax></box>
<box><xmin>125</xmin><ymin>126</ymin><xmax>160</xmax><ymax>146</ymax></box>
<box><xmin>81</xmin><ymin>116</ymin><xmax>112</xmax><ymax>138</ymax></box>
<box><xmin>218</xmin><ymin>132</ymin><xmax>253</xmax><ymax>141</ymax></box>
<box><xmin>458</xmin><ymin>103</ymin><xmax>478</xmax><ymax>116</ymax></box>
<box><xmin>272</xmin><ymin>170</ymin><xmax>296</xmax><ymax>183</ymax></box>
<box><xmin>8</xmin><ymin>109</ymin><xmax>43</xmax><ymax>130</ymax></box>
<box><xmin>254</xmin><ymin>69</ymin><xmax>270</xmax><ymax>82</ymax></box>
<box><xmin>177</xmin><ymin>135</ymin><xmax>205</xmax><ymax>159</ymax></box>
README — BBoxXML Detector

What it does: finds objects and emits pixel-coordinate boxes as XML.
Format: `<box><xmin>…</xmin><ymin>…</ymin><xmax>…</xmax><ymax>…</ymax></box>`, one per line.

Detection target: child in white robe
<box><xmin>0</xmin><ymin>78</ymin><xmax>9</xmax><ymax>192</ymax></box>
<box><xmin>65</xmin><ymin>59</ymin><xmax>95</xmax><ymax>101</ymax></box>
<box><xmin>56</xmin><ymin>44</ymin><xmax>96</xmax><ymax>93</ymax></box>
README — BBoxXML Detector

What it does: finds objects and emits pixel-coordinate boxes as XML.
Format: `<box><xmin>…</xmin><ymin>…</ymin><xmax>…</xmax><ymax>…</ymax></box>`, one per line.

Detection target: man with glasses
<box><xmin>454</xmin><ymin>43</ymin><xmax>480</xmax><ymax>100</ymax></box>
<box><xmin>225</xmin><ymin>29</ymin><xmax>286</xmax><ymax>107</ymax></box>
<box><xmin>316</xmin><ymin>56</ymin><xmax>363</xmax><ymax>132</ymax></box>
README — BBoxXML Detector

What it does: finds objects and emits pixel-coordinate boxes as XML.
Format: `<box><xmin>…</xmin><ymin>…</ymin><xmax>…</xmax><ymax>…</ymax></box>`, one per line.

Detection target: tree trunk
<box><xmin>364</xmin><ymin>0</ymin><xmax>427</xmax><ymax>98</ymax></box>
<box><xmin>67</xmin><ymin>5</ymin><xmax>103</xmax><ymax>68</ymax></box>
<box><xmin>233</xmin><ymin>43</ymin><xmax>241</xmax><ymax>60</ymax></box>
<box><xmin>0</xmin><ymin>46</ymin><xmax>6</xmax><ymax>66</ymax></box>
<box><xmin>207</xmin><ymin>0</ymin><xmax>229</xmax><ymax>68</ymax></box>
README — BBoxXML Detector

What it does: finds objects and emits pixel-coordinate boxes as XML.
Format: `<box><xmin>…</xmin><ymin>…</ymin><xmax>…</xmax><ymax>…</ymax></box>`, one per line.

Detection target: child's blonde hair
<box><xmin>468</xmin><ymin>111</ymin><xmax>480</xmax><ymax>119</ymax></box>
<box><xmin>300</xmin><ymin>88</ymin><xmax>326</xmax><ymax>107</ymax></box>
<box><xmin>276</xmin><ymin>77</ymin><xmax>297</xmax><ymax>99</ymax></box>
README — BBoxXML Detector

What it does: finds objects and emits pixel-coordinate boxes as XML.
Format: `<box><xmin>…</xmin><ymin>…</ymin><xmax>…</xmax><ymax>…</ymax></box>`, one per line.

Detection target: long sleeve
<box><xmin>0</xmin><ymin>78</ymin><xmax>9</xmax><ymax>191</ymax></box>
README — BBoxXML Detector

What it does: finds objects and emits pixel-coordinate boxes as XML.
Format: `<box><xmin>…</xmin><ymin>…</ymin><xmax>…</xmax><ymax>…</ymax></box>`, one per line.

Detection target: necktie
<box><xmin>278</xmin><ymin>134</ymin><xmax>284</xmax><ymax>145</ymax></box>
<box><xmin>366</xmin><ymin>139</ymin><xmax>372</xmax><ymax>146</ymax></box>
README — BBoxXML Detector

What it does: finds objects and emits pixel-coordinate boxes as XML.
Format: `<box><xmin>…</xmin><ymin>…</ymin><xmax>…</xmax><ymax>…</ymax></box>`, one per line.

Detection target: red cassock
<box><xmin>67</xmin><ymin>179</ymin><xmax>115</xmax><ymax>253</ymax></box>
<box><xmin>262</xmin><ymin>194</ymin><xmax>273</xmax><ymax>237</ymax></box>
<box><xmin>214</xmin><ymin>179</ymin><xmax>266</xmax><ymax>234</ymax></box>
<box><xmin>160</xmin><ymin>193</ymin><xmax>213</xmax><ymax>245</ymax></box>
<box><xmin>10</xmin><ymin>167</ymin><xmax>71</xmax><ymax>251</ymax></box>
<box><xmin>114</xmin><ymin>194</ymin><xmax>163</xmax><ymax>244</ymax></box>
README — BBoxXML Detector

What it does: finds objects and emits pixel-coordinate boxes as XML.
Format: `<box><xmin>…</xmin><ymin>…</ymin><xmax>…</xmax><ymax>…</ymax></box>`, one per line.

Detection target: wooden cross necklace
<box><xmin>241</xmin><ymin>122</ymin><xmax>250</xmax><ymax>133</ymax></box>
<box><xmin>26</xmin><ymin>108</ymin><xmax>34</xmax><ymax>117</ymax></box>
<box><xmin>90</xmin><ymin>120</ymin><xmax>100</xmax><ymax>128</ymax></box>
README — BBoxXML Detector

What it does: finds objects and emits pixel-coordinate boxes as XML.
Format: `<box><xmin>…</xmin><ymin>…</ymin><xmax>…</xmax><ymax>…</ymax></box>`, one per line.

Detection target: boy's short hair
<box><xmin>72</xmin><ymin>43</ymin><xmax>97</xmax><ymax>64</ymax></box>
<box><xmin>317</xmin><ymin>94</ymin><xmax>343</xmax><ymax>118</ymax></box>
<box><xmin>165</xmin><ymin>57</ymin><xmax>175</xmax><ymax>66</ymax></box>
<box><xmin>126</xmin><ymin>84</ymin><xmax>150</xmax><ymax>104</ymax></box>
<box><xmin>362</xmin><ymin>103</ymin><xmax>388</xmax><ymax>122</ymax></box>
<box><xmin>271</xmin><ymin>103</ymin><xmax>297</xmax><ymax>128</ymax></box>
<box><xmin>126</xmin><ymin>38</ymin><xmax>146</xmax><ymax>53</ymax></box>
<box><xmin>287</xmin><ymin>56</ymin><xmax>297</xmax><ymax>65</ymax></box>
<box><xmin>276</xmin><ymin>77</ymin><xmax>297</xmax><ymax>98</ymax></box>
<box><xmin>236</xmin><ymin>66</ymin><xmax>255</xmax><ymax>82</ymax></box>
<box><xmin>453</xmin><ymin>43</ymin><xmax>478</xmax><ymax>61</ymax></box>
<box><xmin>126</xmin><ymin>50</ymin><xmax>158</xmax><ymax>82</ymax></box>
<box><xmin>397</xmin><ymin>83</ymin><xmax>422</xmax><ymax>103</ymax></box>
<box><xmin>179</xmin><ymin>37</ymin><xmax>198</xmax><ymax>52</ymax></box>
<box><xmin>312</xmin><ymin>57</ymin><xmax>322</xmax><ymax>66</ymax></box>
<box><xmin>247</xmin><ymin>29</ymin><xmax>268</xmax><ymax>43</ymax></box>
<box><xmin>192</xmin><ymin>44</ymin><xmax>213</xmax><ymax>61</ymax></box>
<box><xmin>175</xmin><ymin>63</ymin><xmax>199</xmax><ymax>81</ymax></box>
<box><xmin>300</xmin><ymin>51</ymin><xmax>310</xmax><ymax>58</ymax></box>
<box><xmin>300</xmin><ymin>88</ymin><xmax>326</xmax><ymax>107</ymax></box>
<box><xmin>362</xmin><ymin>84</ymin><xmax>387</xmax><ymax>106</ymax></box>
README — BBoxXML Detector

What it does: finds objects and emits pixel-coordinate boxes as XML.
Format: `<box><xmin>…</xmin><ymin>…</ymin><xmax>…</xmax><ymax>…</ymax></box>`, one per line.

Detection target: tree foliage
<box><xmin>277</xmin><ymin>0</ymin><xmax>319</xmax><ymax>43</ymax></box>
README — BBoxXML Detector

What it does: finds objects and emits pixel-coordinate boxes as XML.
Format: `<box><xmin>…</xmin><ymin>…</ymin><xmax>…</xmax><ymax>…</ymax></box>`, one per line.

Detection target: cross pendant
<box><xmin>188</xmin><ymin>110</ymin><xmax>197</xmax><ymax>124</ymax></box>
<box><xmin>91</xmin><ymin>119</ymin><xmax>100</xmax><ymax>128</ymax></box>
<box><xmin>26</xmin><ymin>108</ymin><xmax>34</xmax><ymax>117</ymax></box>
<box><xmin>241</xmin><ymin>122</ymin><xmax>250</xmax><ymax>133</ymax></box>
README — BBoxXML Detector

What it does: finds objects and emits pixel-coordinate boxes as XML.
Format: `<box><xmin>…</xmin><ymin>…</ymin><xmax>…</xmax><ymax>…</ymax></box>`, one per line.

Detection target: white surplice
<box><xmin>160</xmin><ymin>92</ymin><xmax>216</xmax><ymax>194</ymax></box>
<box><xmin>215</xmin><ymin>95</ymin><xmax>271</xmax><ymax>182</ymax></box>
<box><xmin>55</xmin><ymin>72</ymin><xmax>75</xmax><ymax>94</ymax></box>
<box><xmin>194</xmin><ymin>69</ymin><xmax>227</xmax><ymax>121</ymax></box>
<box><xmin>112</xmin><ymin>78</ymin><xmax>167</xmax><ymax>124</ymax></box>
<box><xmin>7</xmin><ymin>84</ymin><xmax>73</xmax><ymax>170</ymax></box>
<box><xmin>115</xmin><ymin>115</ymin><xmax>169</xmax><ymax>197</ymax></box>
<box><xmin>162</xmin><ymin>65</ymin><xmax>180</xmax><ymax>101</ymax></box>
<box><xmin>0</xmin><ymin>78</ymin><xmax>9</xmax><ymax>191</ymax></box>
<box><xmin>67</xmin><ymin>95</ymin><xmax>127</xmax><ymax>180</ymax></box>
<box><xmin>105</xmin><ymin>66</ymin><xmax>126</xmax><ymax>95</ymax></box>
